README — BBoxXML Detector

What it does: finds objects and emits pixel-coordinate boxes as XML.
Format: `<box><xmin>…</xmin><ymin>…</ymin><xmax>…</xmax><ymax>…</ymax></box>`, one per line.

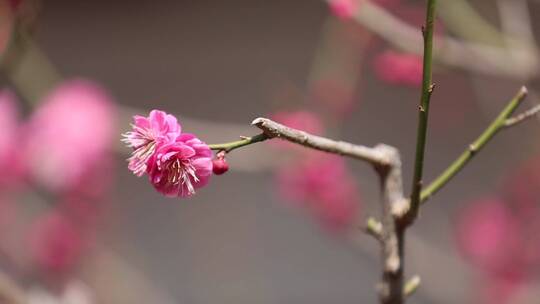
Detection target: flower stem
<box><xmin>407</xmin><ymin>0</ymin><xmax>437</xmax><ymax>224</ymax></box>
<box><xmin>420</xmin><ymin>86</ymin><xmax>528</xmax><ymax>203</ymax></box>
<box><xmin>208</xmin><ymin>133</ymin><xmax>269</xmax><ymax>153</ymax></box>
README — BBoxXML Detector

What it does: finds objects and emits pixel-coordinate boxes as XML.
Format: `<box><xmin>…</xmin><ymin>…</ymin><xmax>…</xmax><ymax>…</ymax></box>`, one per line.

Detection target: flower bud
<box><xmin>212</xmin><ymin>157</ymin><xmax>229</xmax><ymax>175</ymax></box>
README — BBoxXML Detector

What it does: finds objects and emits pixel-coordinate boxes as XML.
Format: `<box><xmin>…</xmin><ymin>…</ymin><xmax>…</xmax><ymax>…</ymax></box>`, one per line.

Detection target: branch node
<box><xmin>428</xmin><ymin>83</ymin><xmax>436</xmax><ymax>93</ymax></box>
<box><xmin>391</xmin><ymin>198</ymin><xmax>410</xmax><ymax>219</ymax></box>
<box><xmin>385</xmin><ymin>253</ymin><xmax>401</xmax><ymax>273</ymax></box>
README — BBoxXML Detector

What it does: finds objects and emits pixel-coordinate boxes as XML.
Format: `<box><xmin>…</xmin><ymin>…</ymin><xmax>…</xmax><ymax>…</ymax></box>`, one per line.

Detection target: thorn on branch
<box><xmin>403</xmin><ymin>275</ymin><xmax>421</xmax><ymax>297</ymax></box>
<box><xmin>365</xmin><ymin>217</ymin><xmax>384</xmax><ymax>242</ymax></box>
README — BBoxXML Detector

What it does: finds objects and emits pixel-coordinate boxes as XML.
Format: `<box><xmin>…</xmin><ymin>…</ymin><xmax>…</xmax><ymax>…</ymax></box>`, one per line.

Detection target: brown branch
<box><xmin>251</xmin><ymin>118</ymin><xmax>392</xmax><ymax>166</ymax></box>
<box><xmin>251</xmin><ymin>118</ymin><xmax>408</xmax><ymax>303</ymax></box>
<box><xmin>372</xmin><ymin>145</ymin><xmax>406</xmax><ymax>304</ymax></box>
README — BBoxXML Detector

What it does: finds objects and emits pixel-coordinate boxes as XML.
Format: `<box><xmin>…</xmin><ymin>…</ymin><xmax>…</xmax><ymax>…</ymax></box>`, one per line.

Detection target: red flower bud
<box><xmin>212</xmin><ymin>158</ymin><xmax>229</xmax><ymax>175</ymax></box>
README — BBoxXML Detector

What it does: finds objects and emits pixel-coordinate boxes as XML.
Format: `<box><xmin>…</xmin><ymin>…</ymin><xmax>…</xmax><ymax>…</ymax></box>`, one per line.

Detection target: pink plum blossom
<box><xmin>148</xmin><ymin>134</ymin><xmax>213</xmax><ymax>197</ymax></box>
<box><xmin>373</xmin><ymin>50</ymin><xmax>423</xmax><ymax>86</ymax></box>
<box><xmin>123</xmin><ymin>110</ymin><xmax>213</xmax><ymax>197</ymax></box>
<box><xmin>28</xmin><ymin>211</ymin><xmax>85</xmax><ymax>273</ymax></box>
<box><xmin>24</xmin><ymin>79</ymin><xmax>117</xmax><ymax>192</ymax></box>
<box><xmin>122</xmin><ymin>110</ymin><xmax>181</xmax><ymax>176</ymax></box>
<box><xmin>0</xmin><ymin>89</ymin><xmax>24</xmax><ymax>188</ymax></box>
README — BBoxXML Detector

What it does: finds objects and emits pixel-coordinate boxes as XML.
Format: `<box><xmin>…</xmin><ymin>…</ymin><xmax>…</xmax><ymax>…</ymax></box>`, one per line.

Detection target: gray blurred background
<box><xmin>3</xmin><ymin>0</ymin><xmax>540</xmax><ymax>303</ymax></box>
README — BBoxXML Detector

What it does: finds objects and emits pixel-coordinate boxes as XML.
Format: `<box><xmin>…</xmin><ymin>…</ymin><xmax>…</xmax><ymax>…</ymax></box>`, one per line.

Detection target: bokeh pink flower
<box><xmin>455</xmin><ymin>197</ymin><xmax>523</xmax><ymax>276</ymax></box>
<box><xmin>276</xmin><ymin>154</ymin><xmax>360</xmax><ymax>231</ymax></box>
<box><xmin>24</xmin><ymin>79</ymin><xmax>117</xmax><ymax>192</ymax></box>
<box><xmin>0</xmin><ymin>89</ymin><xmax>24</xmax><ymax>188</ymax></box>
<box><xmin>475</xmin><ymin>275</ymin><xmax>525</xmax><ymax>304</ymax></box>
<box><xmin>0</xmin><ymin>79</ymin><xmax>117</xmax><ymax>281</ymax></box>
<box><xmin>455</xmin><ymin>159</ymin><xmax>540</xmax><ymax>304</ymax></box>
<box><xmin>329</xmin><ymin>0</ymin><xmax>403</xmax><ymax>19</ymax></box>
<box><xmin>329</xmin><ymin>0</ymin><xmax>359</xmax><ymax>20</ymax></box>
<box><xmin>28</xmin><ymin>211</ymin><xmax>85</xmax><ymax>274</ymax></box>
<box><xmin>373</xmin><ymin>50</ymin><xmax>423</xmax><ymax>86</ymax></box>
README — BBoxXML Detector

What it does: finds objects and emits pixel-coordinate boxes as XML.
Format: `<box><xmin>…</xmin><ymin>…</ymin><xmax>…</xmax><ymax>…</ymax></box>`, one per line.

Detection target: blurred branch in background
<box><xmin>344</xmin><ymin>0</ymin><xmax>539</xmax><ymax>78</ymax></box>
<box><xmin>437</xmin><ymin>0</ymin><xmax>505</xmax><ymax>46</ymax></box>
<box><xmin>83</xmin><ymin>246</ymin><xmax>177</xmax><ymax>304</ymax></box>
<box><xmin>0</xmin><ymin>271</ymin><xmax>26</xmax><ymax>304</ymax></box>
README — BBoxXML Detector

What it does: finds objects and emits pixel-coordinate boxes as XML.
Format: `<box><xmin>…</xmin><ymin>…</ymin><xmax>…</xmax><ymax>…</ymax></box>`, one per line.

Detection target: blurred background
<box><xmin>1</xmin><ymin>0</ymin><xmax>540</xmax><ymax>303</ymax></box>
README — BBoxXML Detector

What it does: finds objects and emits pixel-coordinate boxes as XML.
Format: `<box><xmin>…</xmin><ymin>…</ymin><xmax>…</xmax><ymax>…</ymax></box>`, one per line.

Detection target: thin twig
<box><xmin>420</xmin><ymin>86</ymin><xmax>528</xmax><ymax>203</ymax></box>
<box><xmin>405</xmin><ymin>0</ymin><xmax>438</xmax><ymax>227</ymax></box>
<box><xmin>208</xmin><ymin>133</ymin><xmax>269</xmax><ymax>153</ymax></box>
<box><xmin>504</xmin><ymin>103</ymin><xmax>540</xmax><ymax>127</ymax></box>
